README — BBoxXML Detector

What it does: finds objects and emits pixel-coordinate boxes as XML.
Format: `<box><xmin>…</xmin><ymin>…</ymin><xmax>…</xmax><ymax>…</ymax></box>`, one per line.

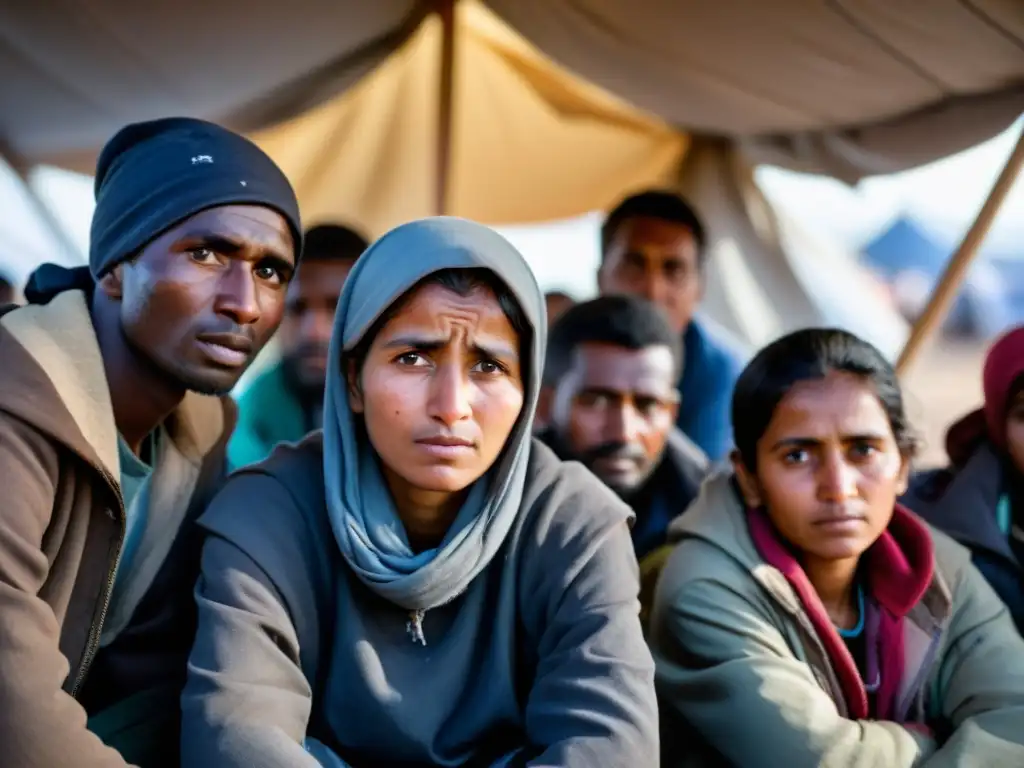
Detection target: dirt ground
<box><xmin>901</xmin><ymin>337</ymin><xmax>988</xmax><ymax>469</ymax></box>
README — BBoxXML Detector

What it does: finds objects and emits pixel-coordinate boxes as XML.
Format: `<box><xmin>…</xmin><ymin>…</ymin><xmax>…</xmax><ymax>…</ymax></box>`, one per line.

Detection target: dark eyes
<box><xmin>188</xmin><ymin>248</ymin><xmax>285</xmax><ymax>285</ymax></box>
<box><xmin>783</xmin><ymin>449</ymin><xmax>809</xmax><ymax>465</ymax></box>
<box><xmin>188</xmin><ymin>247</ymin><xmax>216</xmax><ymax>263</ymax></box>
<box><xmin>782</xmin><ymin>443</ymin><xmax>878</xmax><ymax>465</ymax></box>
<box><xmin>253</xmin><ymin>262</ymin><xmax>284</xmax><ymax>285</ymax></box>
<box><xmin>394</xmin><ymin>353</ymin><xmax>506</xmax><ymax>375</ymax></box>
<box><xmin>396</xmin><ymin>352</ymin><xmax>427</xmax><ymax>367</ymax></box>
<box><xmin>849</xmin><ymin>442</ymin><xmax>878</xmax><ymax>459</ymax></box>
<box><xmin>476</xmin><ymin>360</ymin><xmax>503</xmax><ymax>375</ymax></box>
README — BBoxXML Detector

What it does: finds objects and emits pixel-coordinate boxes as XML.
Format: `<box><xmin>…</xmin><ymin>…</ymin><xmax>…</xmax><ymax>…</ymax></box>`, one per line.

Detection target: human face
<box><xmin>551</xmin><ymin>343</ymin><xmax>678</xmax><ymax>496</ymax></box>
<box><xmin>598</xmin><ymin>216</ymin><xmax>701</xmax><ymax>334</ymax></box>
<box><xmin>733</xmin><ymin>371</ymin><xmax>910</xmax><ymax>565</ymax></box>
<box><xmin>1005</xmin><ymin>388</ymin><xmax>1024</xmax><ymax>475</ymax></box>
<box><xmin>117</xmin><ymin>205</ymin><xmax>295</xmax><ymax>395</ymax></box>
<box><xmin>280</xmin><ymin>259</ymin><xmax>354</xmax><ymax>395</ymax></box>
<box><xmin>350</xmin><ymin>282</ymin><xmax>525</xmax><ymax>500</ymax></box>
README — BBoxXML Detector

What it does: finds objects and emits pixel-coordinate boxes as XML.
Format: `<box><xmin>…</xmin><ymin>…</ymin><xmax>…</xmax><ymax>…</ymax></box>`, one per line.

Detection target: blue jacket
<box><xmin>677</xmin><ymin>317</ymin><xmax>749</xmax><ymax>462</ymax></box>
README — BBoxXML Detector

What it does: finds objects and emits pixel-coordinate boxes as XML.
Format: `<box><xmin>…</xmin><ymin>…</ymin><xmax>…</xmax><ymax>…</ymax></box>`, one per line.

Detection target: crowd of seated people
<box><xmin>1</xmin><ymin>116</ymin><xmax>1023</xmax><ymax>767</ymax></box>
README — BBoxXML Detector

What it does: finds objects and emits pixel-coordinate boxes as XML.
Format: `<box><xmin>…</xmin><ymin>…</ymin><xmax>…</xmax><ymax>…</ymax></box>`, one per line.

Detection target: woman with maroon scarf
<box><xmin>905</xmin><ymin>326</ymin><xmax>1024</xmax><ymax>633</ymax></box>
<box><xmin>650</xmin><ymin>328</ymin><xmax>1024</xmax><ymax>766</ymax></box>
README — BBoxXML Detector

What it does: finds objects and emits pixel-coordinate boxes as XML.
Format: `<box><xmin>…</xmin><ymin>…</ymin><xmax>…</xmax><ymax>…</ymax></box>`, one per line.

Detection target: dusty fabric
<box><xmin>4</xmin><ymin>1</ymin><xmax>1022</xmax><ymax>185</ymax></box>
<box><xmin>0</xmin><ymin>290</ymin><xmax>234</xmax><ymax>767</ymax></box>
<box><xmin>2</xmin><ymin>4</ymin><xmax>923</xmax><ymax>356</ymax></box>
<box><xmin>651</xmin><ymin>470</ymin><xmax>1024</xmax><ymax>767</ymax></box>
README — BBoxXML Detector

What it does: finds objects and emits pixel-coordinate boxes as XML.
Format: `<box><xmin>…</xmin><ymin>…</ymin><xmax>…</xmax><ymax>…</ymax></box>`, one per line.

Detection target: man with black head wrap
<box><xmin>230</xmin><ymin>222</ymin><xmax>368</xmax><ymax>467</ymax></box>
<box><xmin>0</xmin><ymin>117</ymin><xmax>301</xmax><ymax>767</ymax></box>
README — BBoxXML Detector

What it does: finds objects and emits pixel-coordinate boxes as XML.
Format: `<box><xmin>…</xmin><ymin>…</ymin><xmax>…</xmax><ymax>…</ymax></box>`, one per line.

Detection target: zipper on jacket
<box><xmin>70</xmin><ymin>464</ymin><xmax>126</xmax><ymax>697</ymax></box>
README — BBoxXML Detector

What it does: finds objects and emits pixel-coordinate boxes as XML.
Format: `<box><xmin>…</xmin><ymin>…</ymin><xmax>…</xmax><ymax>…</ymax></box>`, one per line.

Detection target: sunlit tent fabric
<box><xmin>489</xmin><ymin>0</ymin><xmax>1024</xmax><ymax>182</ymax></box>
<box><xmin>1</xmin><ymin>0</ymin><xmax>1022</xmax><ymax>354</ymax></box>
<box><xmin>3</xmin><ymin>0</ymin><xmax>1021</xmax><ymax>180</ymax></box>
<box><xmin>250</xmin><ymin>6</ymin><xmax>687</xmax><ymax>234</ymax></box>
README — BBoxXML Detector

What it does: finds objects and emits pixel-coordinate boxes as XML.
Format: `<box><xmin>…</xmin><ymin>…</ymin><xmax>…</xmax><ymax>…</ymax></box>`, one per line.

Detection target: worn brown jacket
<box><xmin>0</xmin><ymin>290</ymin><xmax>234</xmax><ymax>767</ymax></box>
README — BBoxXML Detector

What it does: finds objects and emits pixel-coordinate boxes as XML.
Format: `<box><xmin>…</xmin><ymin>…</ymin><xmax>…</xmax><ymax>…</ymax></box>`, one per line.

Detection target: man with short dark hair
<box><xmin>598</xmin><ymin>189</ymin><xmax>748</xmax><ymax>460</ymax></box>
<box><xmin>229</xmin><ymin>222</ymin><xmax>368</xmax><ymax>467</ymax></box>
<box><xmin>537</xmin><ymin>295</ymin><xmax>708</xmax><ymax>561</ymax></box>
<box><xmin>0</xmin><ymin>117</ymin><xmax>301</xmax><ymax>767</ymax></box>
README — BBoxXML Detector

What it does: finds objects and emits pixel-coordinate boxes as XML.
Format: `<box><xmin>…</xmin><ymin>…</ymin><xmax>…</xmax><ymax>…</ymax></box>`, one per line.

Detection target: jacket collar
<box><xmin>671</xmin><ymin>471</ymin><xmax>952</xmax><ymax>631</ymax></box>
<box><xmin>0</xmin><ymin>290</ymin><xmax>226</xmax><ymax>479</ymax></box>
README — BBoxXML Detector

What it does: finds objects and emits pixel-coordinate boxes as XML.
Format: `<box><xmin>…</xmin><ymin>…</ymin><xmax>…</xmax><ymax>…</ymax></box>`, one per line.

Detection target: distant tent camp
<box><xmin>863</xmin><ymin>217</ymin><xmax>952</xmax><ymax>280</ymax></box>
<box><xmin>862</xmin><ymin>216</ymin><xmax>1012</xmax><ymax>337</ymax></box>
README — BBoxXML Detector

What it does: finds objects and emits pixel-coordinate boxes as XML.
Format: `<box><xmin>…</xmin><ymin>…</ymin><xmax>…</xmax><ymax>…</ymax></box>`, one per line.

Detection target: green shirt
<box><xmin>110</xmin><ymin>432</ymin><xmax>157</xmax><ymax>607</ymax></box>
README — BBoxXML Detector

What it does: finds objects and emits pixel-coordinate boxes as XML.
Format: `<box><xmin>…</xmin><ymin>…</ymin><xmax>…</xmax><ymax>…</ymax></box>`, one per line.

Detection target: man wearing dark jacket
<box><xmin>536</xmin><ymin>295</ymin><xmax>708</xmax><ymax>570</ymax></box>
<box><xmin>0</xmin><ymin>117</ymin><xmax>301</xmax><ymax>767</ymax></box>
<box><xmin>598</xmin><ymin>190</ymin><xmax>749</xmax><ymax>461</ymax></box>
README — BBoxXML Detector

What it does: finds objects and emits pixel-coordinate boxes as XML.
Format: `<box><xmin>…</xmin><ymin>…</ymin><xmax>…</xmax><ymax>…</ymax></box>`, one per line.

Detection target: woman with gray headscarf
<box><xmin>181</xmin><ymin>217</ymin><xmax>658</xmax><ymax>767</ymax></box>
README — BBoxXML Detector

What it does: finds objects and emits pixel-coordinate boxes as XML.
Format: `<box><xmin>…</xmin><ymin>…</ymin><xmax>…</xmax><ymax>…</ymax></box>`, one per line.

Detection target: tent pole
<box><xmin>896</xmin><ymin>128</ymin><xmax>1024</xmax><ymax>375</ymax></box>
<box><xmin>434</xmin><ymin>0</ymin><xmax>456</xmax><ymax>216</ymax></box>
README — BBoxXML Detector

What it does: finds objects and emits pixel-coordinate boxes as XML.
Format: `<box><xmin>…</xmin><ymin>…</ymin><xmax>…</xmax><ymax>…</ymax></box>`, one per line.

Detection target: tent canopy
<box><xmin>2</xmin><ymin>0</ymin><xmax>1021</xmax><ymax>357</ymax></box>
<box><xmin>2</xmin><ymin>0</ymin><xmax>1021</xmax><ymax>187</ymax></box>
<box><xmin>251</xmin><ymin>5</ymin><xmax>687</xmax><ymax>233</ymax></box>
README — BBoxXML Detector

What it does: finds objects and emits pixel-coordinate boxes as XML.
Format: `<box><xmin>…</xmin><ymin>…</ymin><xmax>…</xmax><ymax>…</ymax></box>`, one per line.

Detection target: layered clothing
<box><xmin>182</xmin><ymin>217</ymin><xmax>658</xmax><ymax>767</ymax></box>
<box><xmin>652</xmin><ymin>471</ymin><xmax>1024</xmax><ymax>766</ymax></box>
<box><xmin>0</xmin><ymin>291</ymin><xmax>233</xmax><ymax>767</ymax></box>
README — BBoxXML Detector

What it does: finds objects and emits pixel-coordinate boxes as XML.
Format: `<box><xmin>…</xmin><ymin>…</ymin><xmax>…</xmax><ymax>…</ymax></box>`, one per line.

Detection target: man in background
<box><xmin>537</xmin><ymin>295</ymin><xmax>708</xmax><ymax>616</ymax></box>
<box><xmin>229</xmin><ymin>222</ymin><xmax>368</xmax><ymax>467</ymax></box>
<box><xmin>598</xmin><ymin>190</ymin><xmax>748</xmax><ymax>461</ymax></box>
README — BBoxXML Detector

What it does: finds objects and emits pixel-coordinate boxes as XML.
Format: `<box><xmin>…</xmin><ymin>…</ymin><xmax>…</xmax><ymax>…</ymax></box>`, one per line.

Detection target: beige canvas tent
<box><xmin>2</xmin><ymin>0</ymin><xmax>1022</xmax><ymax>362</ymax></box>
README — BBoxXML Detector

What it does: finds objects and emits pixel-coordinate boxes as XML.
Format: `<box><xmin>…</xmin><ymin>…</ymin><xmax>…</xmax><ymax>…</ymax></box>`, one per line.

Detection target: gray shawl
<box><xmin>321</xmin><ymin>216</ymin><xmax>545</xmax><ymax>613</ymax></box>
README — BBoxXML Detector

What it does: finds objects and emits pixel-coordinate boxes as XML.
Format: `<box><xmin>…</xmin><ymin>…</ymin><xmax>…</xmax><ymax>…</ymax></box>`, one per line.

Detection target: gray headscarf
<box><xmin>322</xmin><ymin>217</ymin><xmax>545</xmax><ymax>620</ymax></box>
